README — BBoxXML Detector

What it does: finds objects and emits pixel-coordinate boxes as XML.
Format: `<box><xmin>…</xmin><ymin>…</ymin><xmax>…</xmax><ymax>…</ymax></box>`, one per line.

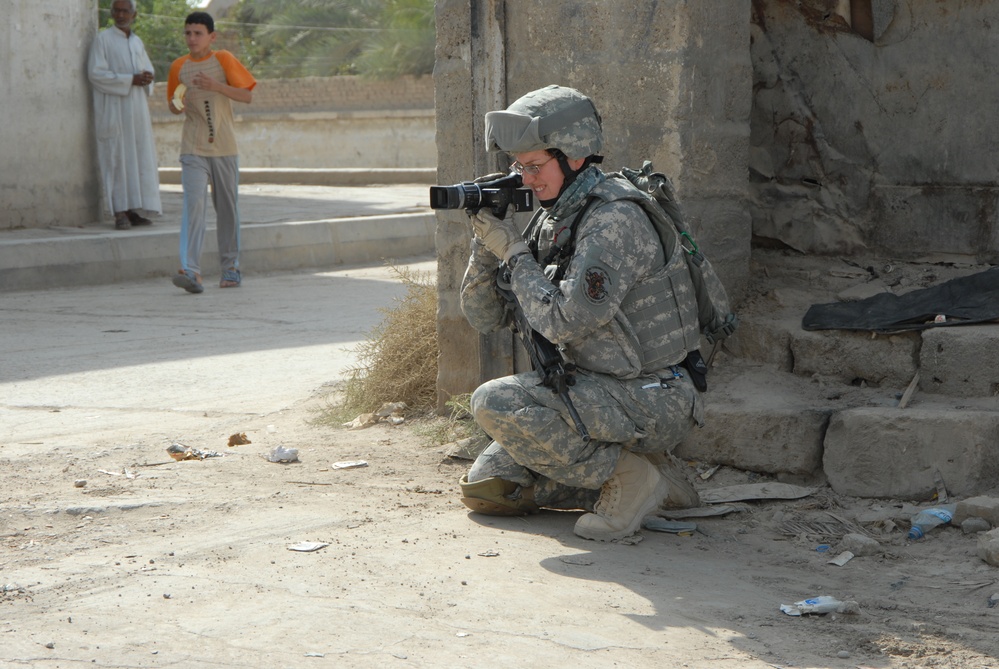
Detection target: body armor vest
<box><xmin>539</xmin><ymin>179</ymin><xmax>702</xmax><ymax>373</ymax></box>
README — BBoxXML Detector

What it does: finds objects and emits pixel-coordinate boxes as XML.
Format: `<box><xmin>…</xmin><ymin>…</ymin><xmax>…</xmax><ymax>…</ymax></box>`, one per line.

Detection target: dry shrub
<box><xmin>313</xmin><ymin>264</ymin><xmax>487</xmax><ymax>448</ymax></box>
<box><xmin>410</xmin><ymin>391</ymin><xmax>486</xmax><ymax>446</ymax></box>
<box><xmin>325</xmin><ymin>265</ymin><xmax>439</xmax><ymax>421</ymax></box>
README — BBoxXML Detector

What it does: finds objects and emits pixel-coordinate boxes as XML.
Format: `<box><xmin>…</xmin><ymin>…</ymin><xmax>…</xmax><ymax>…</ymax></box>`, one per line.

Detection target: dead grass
<box><xmin>311</xmin><ymin>264</ymin><xmax>489</xmax><ymax>447</ymax></box>
<box><xmin>409</xmin><ymin>392</ymin><xmax>485</xmax><ymax>445</ymax></box>
<box><xmin>314</xmin><ymin>265</ymin><xmax>439</xmax><ymax>425</ymax></box>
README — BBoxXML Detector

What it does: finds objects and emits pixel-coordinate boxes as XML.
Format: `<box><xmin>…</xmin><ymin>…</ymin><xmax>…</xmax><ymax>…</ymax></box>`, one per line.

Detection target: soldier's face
<box><xmin>515</xmin><ymin>150</ymin><xmax>563</xmax><ymax>202</ymax></box>
<box><xmin>514</xmin><ymin>150</ymin><xmax>586</xmax><ymax>204</ymax></box>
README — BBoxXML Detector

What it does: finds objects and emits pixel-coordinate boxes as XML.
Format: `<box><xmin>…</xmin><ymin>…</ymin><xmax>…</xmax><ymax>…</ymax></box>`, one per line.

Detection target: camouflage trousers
<box><xmin>468</xmin><ymin>366</ymin><xmax>702</xmax><ymax>510</ymax></box>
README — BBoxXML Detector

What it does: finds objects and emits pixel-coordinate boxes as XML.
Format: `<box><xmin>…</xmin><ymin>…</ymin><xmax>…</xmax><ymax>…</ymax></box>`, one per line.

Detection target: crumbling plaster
<box><xmin>750</xmin><ymin>0</ymin><xmax>999</xmax><ymax>262</ymax></box>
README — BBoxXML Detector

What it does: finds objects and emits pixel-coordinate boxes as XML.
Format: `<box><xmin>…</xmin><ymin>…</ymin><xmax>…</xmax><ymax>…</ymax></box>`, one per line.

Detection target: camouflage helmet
<box><xmin>484</xmin><ymin>85</ymin><xmax>603</xmax><ymax>160</ymax></box>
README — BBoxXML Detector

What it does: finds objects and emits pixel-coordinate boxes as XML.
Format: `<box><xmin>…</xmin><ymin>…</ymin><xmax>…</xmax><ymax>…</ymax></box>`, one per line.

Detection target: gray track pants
<box><xmin>179</xmin><ymin>154</ymin><xmax>240</xmax><ymax>275</ymax></box>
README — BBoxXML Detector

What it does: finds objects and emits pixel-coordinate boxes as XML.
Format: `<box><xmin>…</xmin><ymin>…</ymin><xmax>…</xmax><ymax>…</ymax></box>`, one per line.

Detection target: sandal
<box><xmin>172</xmin><ymin>269</ymin><xmax>204</xmax><ymax>294</ymax></box>
<box><xmin>126</xmin><ymin>210</ymin><xmax>153</xmax><ymax>226</ymax></box>
<box><xmin>220</xmin><ymin>268</ymin><xmax>241</xmax><ymax>288</ymax></box>
<box><xmin>114</xmin><ymin>213</ymin><xmax>131</xmax><ymax>230</ymax></box>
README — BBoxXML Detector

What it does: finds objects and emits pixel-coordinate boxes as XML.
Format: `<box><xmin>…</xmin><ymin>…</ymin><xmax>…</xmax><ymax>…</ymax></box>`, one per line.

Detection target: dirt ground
<box><xmin>3</xmin><ymin>255</ymin><xmax>999</xmax><ymax>669</ymax></box>
<box><xmin>2</xmin><ymin>392</ymin><xmax>998</xmax><ymax>669</ymax></box>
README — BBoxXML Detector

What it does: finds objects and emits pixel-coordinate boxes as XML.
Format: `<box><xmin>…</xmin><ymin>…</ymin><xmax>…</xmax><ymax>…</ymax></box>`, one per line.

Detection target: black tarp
<box><xmin>802</xmin><ymin>267</ymin><xmax>999</xmax><ymax>333</ymax></box>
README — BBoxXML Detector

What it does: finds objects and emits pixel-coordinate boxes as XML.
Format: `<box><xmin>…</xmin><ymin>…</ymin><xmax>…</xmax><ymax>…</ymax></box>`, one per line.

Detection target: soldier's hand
<box><xmin>470</xmin><ymin>209</ymin><xmax>529</xmax><ymax>264</ymax></box>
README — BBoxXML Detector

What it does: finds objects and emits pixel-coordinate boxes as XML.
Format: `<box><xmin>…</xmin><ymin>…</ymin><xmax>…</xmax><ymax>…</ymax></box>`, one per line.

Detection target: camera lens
<box><xmin>429</xmin><ymin>183</ymin><xmax>481</xmax><ymax>210</ymax></box>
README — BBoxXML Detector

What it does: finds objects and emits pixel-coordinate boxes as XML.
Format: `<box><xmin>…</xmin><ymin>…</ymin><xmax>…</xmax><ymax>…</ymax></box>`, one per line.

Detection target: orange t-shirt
<box><xmin>167</xmin><ymin>50</ymin><xmax>256</xmax><ymax>157</ymax></box>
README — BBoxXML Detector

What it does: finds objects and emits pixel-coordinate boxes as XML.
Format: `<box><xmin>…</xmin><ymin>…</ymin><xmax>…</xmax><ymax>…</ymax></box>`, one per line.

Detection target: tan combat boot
<box><xmin>574</xmin><ymin>450</ymin><xmax>669</xmax><ymax>541</ymax></box>
<box><xmin>459</xmin><ymin>475</ymin><xmax>539</xmax><ymax>516</ymax></box>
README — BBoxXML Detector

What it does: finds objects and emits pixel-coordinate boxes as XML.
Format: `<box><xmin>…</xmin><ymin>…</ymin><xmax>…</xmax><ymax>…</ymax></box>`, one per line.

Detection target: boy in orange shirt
<box><xmin>167</xmin><ymin>12</ymin><xmax>256</xmax><ymax>293</ymax></box>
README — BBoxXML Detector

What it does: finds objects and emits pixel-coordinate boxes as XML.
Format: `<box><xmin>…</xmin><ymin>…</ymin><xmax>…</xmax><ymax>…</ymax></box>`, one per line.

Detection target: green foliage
<box><xmin>354</xmin><ymin>0</ymin><xmax>436</xmax><ymax>79</ymax></box>
<box><xmin>231</xmin><ymin>0</ymin><xmax>435</xmax><ymax>79</ymax></box>
<box><xmin>96</xmin><ymin>0</ymin><xmax>435</xmax><ymax>81</ymax></box>
<box><xmin>97</xmin><ymin>0</ymin><xmax>196</xmax><ymax>81</ymax></box>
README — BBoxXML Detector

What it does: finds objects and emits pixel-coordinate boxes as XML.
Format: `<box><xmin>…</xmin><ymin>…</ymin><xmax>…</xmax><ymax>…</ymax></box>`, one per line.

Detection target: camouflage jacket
<box><xmin>460</xmin><ymin>165</ymin><xmax>697</xmax><ymax>380</ymax></box>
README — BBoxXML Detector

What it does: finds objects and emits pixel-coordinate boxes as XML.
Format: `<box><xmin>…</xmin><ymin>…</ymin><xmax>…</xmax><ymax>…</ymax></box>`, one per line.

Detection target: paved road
<box><xmin>1</xmin><ymin>256</ymin><xmax>436</xmax><ymax>457</ymax></box>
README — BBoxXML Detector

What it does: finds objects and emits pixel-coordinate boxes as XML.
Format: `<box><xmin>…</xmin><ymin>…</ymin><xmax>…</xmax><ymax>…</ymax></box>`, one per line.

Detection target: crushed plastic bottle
<box><xmin>907</xmin><ymin>504</ymin><xmax>957</xmax><ymax>539</ymax></box>
<box><xmin>780</xmin><ymin>595</ymin><xmax>860</xmax><ymax>616</ymax></box>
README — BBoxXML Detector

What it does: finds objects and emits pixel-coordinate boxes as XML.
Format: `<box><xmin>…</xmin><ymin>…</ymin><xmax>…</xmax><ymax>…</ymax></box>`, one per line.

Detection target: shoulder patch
<box><xmin>583</xmin><ymin>266</ymin><xmax>610</xmax><ymax>304</ymax></box>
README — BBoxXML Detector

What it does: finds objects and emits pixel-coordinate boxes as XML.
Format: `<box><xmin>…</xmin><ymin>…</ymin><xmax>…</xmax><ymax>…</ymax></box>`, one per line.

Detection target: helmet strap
<box><xmin>540</xmin><ymin>151</ymin><xmax>604</xmax><ymax>208</ymax></box>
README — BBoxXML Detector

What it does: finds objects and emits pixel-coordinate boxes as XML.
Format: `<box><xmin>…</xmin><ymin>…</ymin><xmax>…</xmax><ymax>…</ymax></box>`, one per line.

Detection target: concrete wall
<box><xmin>151</xmin><ymin>110</ymin><xmax>436</xmax><ymax>169</ymax></box>
<box><xmin>750</xmin><ymin>0</ymin><xmax>999</xmax><ymax>263</ymax></box>
<box><xmin>1</xmin><ymin>0</ymin><xmax>98</xmax><ymax>230</ymax></box>
<box><xmin>149</xmin><ymin>76</ymin><xmax>436</xmax><ymax>169</ymax></box>
<box><xmin>433</xmin><ymin>0</ymin><xmax>753</xmax><ymax>406</ymax></box>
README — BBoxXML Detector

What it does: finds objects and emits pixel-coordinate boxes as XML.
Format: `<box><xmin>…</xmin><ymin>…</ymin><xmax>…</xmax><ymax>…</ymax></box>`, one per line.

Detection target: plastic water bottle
<box><xmin>907</xmin><ymin>504</ymin><xmax>957</xmax><ymax>539</ymax></box>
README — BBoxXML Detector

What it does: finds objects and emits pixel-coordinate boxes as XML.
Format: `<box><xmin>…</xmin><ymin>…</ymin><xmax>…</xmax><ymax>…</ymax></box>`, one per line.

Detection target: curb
<box><xmin>0</xmin><ymin>212</ymin><xmax>437</xmax><ymax>292</ymax></box>
<box><xmin>158</xmin><ymin>167</ymin><xmax>438</xmax><ymax>186</ymax></box>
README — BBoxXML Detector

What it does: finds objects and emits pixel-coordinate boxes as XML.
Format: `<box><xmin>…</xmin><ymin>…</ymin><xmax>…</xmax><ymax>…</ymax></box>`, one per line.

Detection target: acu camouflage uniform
<box><xmin>461</xmin><ymin>161</ymin><xmax>705</xmax><ymax>511</ymax></box>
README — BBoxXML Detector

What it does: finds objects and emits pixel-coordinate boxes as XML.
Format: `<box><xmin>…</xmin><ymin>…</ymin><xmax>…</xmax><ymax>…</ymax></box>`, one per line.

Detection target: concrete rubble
<box><xmin>679</xmin><ymin>249</ymin><xmax>999</xmax><ymax>501</ymax></box>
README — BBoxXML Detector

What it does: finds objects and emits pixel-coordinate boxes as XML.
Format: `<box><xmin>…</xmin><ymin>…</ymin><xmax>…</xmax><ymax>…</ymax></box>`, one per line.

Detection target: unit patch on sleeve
<box><xmin>583</xmin><ymin>266</ymin><xmax>610</xmax><ymax>304</ymax></box>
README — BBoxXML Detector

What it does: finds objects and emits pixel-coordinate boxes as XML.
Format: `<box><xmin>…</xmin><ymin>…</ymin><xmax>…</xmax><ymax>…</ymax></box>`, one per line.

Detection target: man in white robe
<box><xmin>87</xmin><ymin>0</ymin><xmax>162</xmax><ymax>230</ymax></box>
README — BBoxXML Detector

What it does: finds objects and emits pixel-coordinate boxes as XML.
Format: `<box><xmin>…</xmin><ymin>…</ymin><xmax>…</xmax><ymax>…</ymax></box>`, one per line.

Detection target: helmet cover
<box><xmin>484</xmin><ymin>85</ymin><xmax>603</xmax><ymax>160</ymax></box>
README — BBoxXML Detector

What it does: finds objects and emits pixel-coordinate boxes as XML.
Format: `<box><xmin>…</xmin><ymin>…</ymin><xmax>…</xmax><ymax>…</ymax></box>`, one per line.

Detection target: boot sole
<box><xmin>460</xmin><ymin>497</ymin><xmax>533</xmax><ymax>516</ymax></box>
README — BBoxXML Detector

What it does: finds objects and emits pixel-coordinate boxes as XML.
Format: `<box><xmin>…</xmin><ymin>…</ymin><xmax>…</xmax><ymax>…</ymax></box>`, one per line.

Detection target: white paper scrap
<box><xmin>332</xmin><ymin>460</ymin><xmax>369</xmax><ymax>470</ymax></box>
<box><xmin>287</xmin><ymin>541</ymin><xmax>329</xmax><ymax>552</ymax></box>
<box><xmin>827</xmin><ymin>551</ymin><xmax>855</xmax><ymax>566</ymax></box>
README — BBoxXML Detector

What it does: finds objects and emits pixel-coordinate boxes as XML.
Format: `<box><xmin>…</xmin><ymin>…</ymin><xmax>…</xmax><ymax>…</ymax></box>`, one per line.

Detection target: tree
<box><xmin>96</xmin><ymin>0</ymin><xmax>435</xmax><ymax>81</ymax></box>
<box><xmin>354</xmin><ymin>0</ymin><xmax>436</xmax><ymax>79</ymax></box>
<box><xmin>231</xmin><ymin>0</ymin><xmax>434</xmax><ymax>79</ymax></box>
<box><xmin>97</xmin><ymin>0</ymin><xmax>196</xmax><ymax>81</ymax></box>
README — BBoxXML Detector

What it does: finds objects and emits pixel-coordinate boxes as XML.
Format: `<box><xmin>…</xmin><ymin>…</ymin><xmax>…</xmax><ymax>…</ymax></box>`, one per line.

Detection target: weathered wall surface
<box><xmin>433</xmin><ymin>0</ymin><xmax>753</xmax><ymax>405</ymax></box>
<box><xmin>1</xmin><ymin>1</ymin><xmax>98</xmax><ymax>230</ymax></box>
<box><xmin>149</xmin><ymin>76</ymin><xmax>436</xmax><ymax>169</ymax></box>
<box><xmin>751</xmin><ymin>0</ymin><xmax>999</xmax><ymax>262</ymax></box>
<box><xmin>151</xmin><ymin>111</ymin><xmax>435</xmax><ymax>169</ymax></box>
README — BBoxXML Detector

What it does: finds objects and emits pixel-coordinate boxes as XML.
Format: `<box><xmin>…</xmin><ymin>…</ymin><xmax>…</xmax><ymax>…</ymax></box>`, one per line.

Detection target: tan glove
<box><xmin>470</xmin><ymin>209</ymin><xmax>530</xmax><ymax>264</ymax></box>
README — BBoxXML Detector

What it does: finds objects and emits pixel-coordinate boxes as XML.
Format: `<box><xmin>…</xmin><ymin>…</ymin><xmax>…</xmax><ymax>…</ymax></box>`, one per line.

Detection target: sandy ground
<box><xmin>3</xmin><ymin>259</ymin><xmax>999</xmax><ymax>668</ymax></box>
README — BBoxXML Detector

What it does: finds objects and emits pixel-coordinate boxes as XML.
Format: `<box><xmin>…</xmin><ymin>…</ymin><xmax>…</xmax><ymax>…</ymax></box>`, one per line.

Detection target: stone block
<box><xmin>676</xmin><ymin>369</ymin><xmax>828</xmax><ymax>476</ymax></box>
<box><xmin>962</xmin><ymin>518</ymin><xmax>992</xmax><ymax>534</ymax></box>
<box><xmin>837</xmin><ymin>533</ymin><xmax>882</xmax><ymax>557</ymax></box>
<box><xmin>870</xmin><ymin>185</ymin><xmax>998</xmax><ymax>261</ymax></box>
<box><xmin>954</xmin><ymin>496</ymin><xmax>999</xmax><ymax>526</ymax></box>
<box><xmin>920</xmin><ymin>325</ymin><xmax>999</xmax><ymax>398</ymax></box>
<box><xmin>977</xmin><ymin>528</ymin><xmax>999</xmax><ymax>567</ymax></box>
<box><xmin>678</xmin><ymin>405</ymin><xmax>826</xmax><ymax>476</ymax></box>
<box><xmin>730</xmin><ymin>313</ymin><xmax>794</xmax><ymax>371</ymax></box>
<box><xmin>824</xmin><ymin>407</ymin><xmax>999</xmax><ymax>499</ymax></box>
<box><xmin>791</xmin><ymin>328</ymin><xmax>919</xmax><ymax>388</ymax></box>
